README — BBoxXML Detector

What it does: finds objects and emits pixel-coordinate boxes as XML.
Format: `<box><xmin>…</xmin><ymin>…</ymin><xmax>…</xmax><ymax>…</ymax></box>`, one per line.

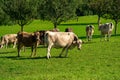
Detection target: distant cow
<box><xmin>45</xmin><ymin>31</ymin><xmax>82</xmax><ymax>59</ymax></box>
<box><xmin>99</xmin><ymin>22</ymin><xmax>114</xmax><ymax>41</ymax></box>
<box><xmin>86</xmin><ymin>25</ymin><xmax>94</xmax><ymax>41</ymax></box>
<box><xmin>0</xmin><ymin>34</ymin><xmax>17</xmax><ymax>48</ymax></box>
<box><xmin>50</xmin><ymin>28</ymin><xmax>60</xmax><ymax>32</ymax></box>
<box><xmin>17</xmin><ymin>31</ymin><xmax>40</xmax><ymax>57</ymax></box>
<box><xmin>65</xmin><ymin>28</ymin><xmax>73</xmax><ymax>32</ymax></box>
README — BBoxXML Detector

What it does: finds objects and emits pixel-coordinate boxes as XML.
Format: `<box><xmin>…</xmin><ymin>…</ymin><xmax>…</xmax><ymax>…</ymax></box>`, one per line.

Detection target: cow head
<box><xmin>76</xmin><ymin>39</ymin><xmax>82</xmax><ymax>50</ymax></box>
<box><xmin>72</xmin><ymin>39</ymin><xmax>82</xmax><ymax>50</ymax></box>
<box><xmin>33</xmin><ymin>32</ymin><xmax>40</xmax><ymax>42</ymax></box>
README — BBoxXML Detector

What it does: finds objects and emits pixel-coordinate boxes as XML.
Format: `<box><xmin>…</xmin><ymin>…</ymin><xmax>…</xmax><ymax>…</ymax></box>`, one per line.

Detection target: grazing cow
<box><xmin>65</xmin><ymin>28</ymin><xmax>73</xmax><ymax>32</ymax></box>
<box><xmin>45</xmin><ymin>31</ymin><xmax>82</xmax><ymax>59</ymax></box>
<box><xmin>86</xmin><ymin>25</ymin><xmax>94</xmax><ymax>41</ymax></box>
<box><xmin>0</xmin><ymin>34</ymin><xmax>17</xmax><ymax>48</ymax></box>
<box><xmin>17</xmin><ymin>31</ymin><xmax>40</xmax><ymax>57</ymax></box>
<box><xmin>99</xmin><ymin>22</ymin><xmax>114</xmax><ymax>41</ymax></box>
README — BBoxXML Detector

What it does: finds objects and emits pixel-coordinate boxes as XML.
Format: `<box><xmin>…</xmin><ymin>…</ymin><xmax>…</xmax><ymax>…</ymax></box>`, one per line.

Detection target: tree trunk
<box><xmin>21</xmin><ymin>25</ymin><xmax>24</xmax><ymax>32</ymax></box>
<box><xmin>114</xmin><ymin>21</ymin><xmax>118</xmax><ymax>35</ymax></box>
<box><xmin>54</xmin><ymin>22</ymin><xmax>57</xmax><ymax>28</ymax></box>
<box><xmin>98</xmin><ymin>15</ymin><xmax>101</xmax><ymax>27</ymax></box>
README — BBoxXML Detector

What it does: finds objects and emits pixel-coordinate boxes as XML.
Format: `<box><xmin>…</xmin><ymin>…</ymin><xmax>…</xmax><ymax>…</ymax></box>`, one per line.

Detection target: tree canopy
<box><xmin>2</xmin><ymin>0</ymin><xmax>37</xmax><ymax>31</ymax></box>
<box><xmin>38</xmin><ymin>0</ymin><xmax>79</xmax><ymax>28</ymax></box>
<box><xmin>0</xmin><ymin>0</ymin><xmax>120</xmax><ymax>35</ymax></box>
<box><xmin>105</xmin><ymin>0</ymin><xmax>120</xmax><ymax>35</ymax></box>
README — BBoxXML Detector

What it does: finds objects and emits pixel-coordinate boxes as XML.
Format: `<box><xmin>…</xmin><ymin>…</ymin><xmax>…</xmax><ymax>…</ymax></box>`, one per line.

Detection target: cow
<box><xmin>17</xmin><ymin>31</ymin><xmax>40</xmax><ymax>57</ymax></box>
<box><xmin>65</xmin><ymin>28</ymin><xmax>73</xmax><ymax>32</ymax></box>
<box><xmin>99</xmin><ymin>22</ymin><xmax>114</xmax><ymax>41</ymax></box>
<box><xmin>0</xmin><ymin>34</ymin><xmax>17</xmax><ymax>48</ymax></box>
<box><xmin>50</xmin><ymin>28</ymin><xmax>60</xmax><ymax>32</ymax></box>
<box><xmin>45</xmin><ymin>31</ymin><xmax>82</xmax><ymax>59</ymax></box>
<box><xmin>86</xmin><ymin>25</ymin><xmax>94</xmax><ymax>41</ymax></box>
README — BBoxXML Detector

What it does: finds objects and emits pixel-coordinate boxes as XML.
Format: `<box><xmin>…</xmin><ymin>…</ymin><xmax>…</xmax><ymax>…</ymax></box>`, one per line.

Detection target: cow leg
<box><xmin>31</xmin><ymin>46</ymin><xmax>34</xmax><ymax>57</ymax></box>
<box><xmin>104</xmin><ymin>34</ymin><xmax>107</xmax><ymax>41</ymax></box>
<box><xmin>65</xmin><ymin>48</ymin><xmax>69</xmax><ymax>57</ymax></box>
<box><xmin>17</xmin><ymin>44</ymin><xmax>23</xmax><ymax>57</ymax></box>
<box><xmin>47</xmin><ymin>43</ymin><xmax>53</xmax><ymax>59</ymax></box>
<box><xmin>86</xmin><ymin>35</ymin><xmax>88</xmax><ymax>41</ymax></box>
<box><xmin>5</xmin><ymin>42</ymin><xmax>8</xmax><ymax>48</ymax></box>
<box><xmin>107</xmin><ymin>34</ymin><xmax>110</xmax><ymax>41</ymax></box>
<box><xmin>59</xmin><ymin>47</ymin><xmax>66</xmax><ymax>57</ymax></box>
<box><xmin>33</xmin><ymin>45</ymin><xmax>37</xmax><ymax>57</ymax></box>
<box><xmin>13</xmin><ymin>42</ymin><xmax>16</xmax><ymax>48</ymax></box>
<box><xmin>90</xmin><ymin>35</ymin><xmax>92</xmax><ymax>41</ymax></box>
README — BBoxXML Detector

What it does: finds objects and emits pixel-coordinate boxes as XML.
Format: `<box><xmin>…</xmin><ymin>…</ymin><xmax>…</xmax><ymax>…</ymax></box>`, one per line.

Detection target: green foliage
<box><xmin>38</xmin><ymin>0</ymin><xmax>78</xmax><ymax>28</ymax></box>
<box><xmin>0</xmin><ymin>0</ymin><xmax>12</xmax><ymax>25</ymax></box>
<box><xmin>102</xmin><ymin>0</ymin><xmax>120</xmax><ymax>35</ymax></box>
<box><xmin>2</xmin><ymin>0</ymin><xmax>38</xmax><ymax>31</ymax></box>
<box><xmin>76</xmin><ymin>0</ymin><xmax>93</xmax><ymax>16</ymax></box>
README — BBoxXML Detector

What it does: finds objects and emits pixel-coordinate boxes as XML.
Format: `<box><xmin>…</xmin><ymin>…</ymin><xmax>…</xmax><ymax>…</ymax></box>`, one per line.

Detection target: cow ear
<box><xmin>74</xmin><ymin>35</ymin><xmax>78</xmax><ymax>41</ymax></box>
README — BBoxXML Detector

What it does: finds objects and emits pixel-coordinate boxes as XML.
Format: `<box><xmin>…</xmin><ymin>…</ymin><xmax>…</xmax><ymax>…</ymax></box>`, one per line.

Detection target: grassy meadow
<box><xmin>0</xmin><ymin>15</ymin><xmax>120</xmax><ymax>80</ymax></box>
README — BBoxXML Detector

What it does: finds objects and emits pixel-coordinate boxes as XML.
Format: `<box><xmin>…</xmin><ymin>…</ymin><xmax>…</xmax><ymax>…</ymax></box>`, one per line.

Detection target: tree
<box><xmin>76</xmin><ymin>0</ymin><xmax>93</xmax><ymax>17</ymax></box>
<box><xmin>0</xmin><ymin>0</ymin><xmax>12</xmax><ymax>25</ymax></box>
<box><xmin>89</xmin><ymin>0</ymin><xmax>109</xmax><ymax>27</ymax></box>
<box><xmin>38</xmin><ymin>0</ymin><xmax>78</xmax><ymax>28</ymax></box>
<box><xmin>2</xmin><ymin>0</ymin><xmax>37</xmax><ymax>31</ymax></box>
<box><xmin>104</xmin><ymin>0</ymin><xmax>120</xmax><ymax>35</ymax></box>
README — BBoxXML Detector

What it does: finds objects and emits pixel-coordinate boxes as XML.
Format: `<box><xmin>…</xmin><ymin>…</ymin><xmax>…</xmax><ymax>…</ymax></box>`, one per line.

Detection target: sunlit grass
<box><xmin>0</xmin><ymin>15</ymin><xmax>120</xmax><ymax>80</ymax></box>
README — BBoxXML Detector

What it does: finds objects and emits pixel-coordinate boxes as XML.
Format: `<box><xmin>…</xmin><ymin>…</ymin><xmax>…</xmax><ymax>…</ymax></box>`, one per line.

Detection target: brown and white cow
<box><xmin>17</xmin><ymin>31</ymin><xmax>40</xmax><ymax>57</ymax></box>
<box><xmin>86</xmin><ymin>25</ymin><xmax>94</xmax><ymax>41</ymax></box>
<box><xmin>99</xmin><ymin>22</ymin><xmax>114</xmax><ymax>41</ymax></box>
<box><xmin>0</xmin><ymin>34</ymin><xmax>17</xmax><ymax>48</ymax></box>
<box><xmin>45</xmin><ymin>31</ymin><xmax>82</xmax><ymax>59</ymax></box>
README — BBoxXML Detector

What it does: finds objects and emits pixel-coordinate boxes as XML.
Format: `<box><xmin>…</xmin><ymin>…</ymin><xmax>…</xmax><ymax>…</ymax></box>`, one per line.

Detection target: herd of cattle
<box><xmin>0</xmin><ymin>22</ymin><xmax>114</xmax><ymax>59</ymax></box>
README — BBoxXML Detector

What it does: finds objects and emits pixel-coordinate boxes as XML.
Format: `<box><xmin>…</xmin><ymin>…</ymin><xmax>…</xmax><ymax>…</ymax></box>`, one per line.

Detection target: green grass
<box><xmin>0</xmin><ymin>15</ymin><xmax>120</xmax><ymax>80</ymax></box>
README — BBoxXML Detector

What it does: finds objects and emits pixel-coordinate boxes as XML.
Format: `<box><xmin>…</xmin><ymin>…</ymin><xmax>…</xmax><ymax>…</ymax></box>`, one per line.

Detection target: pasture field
<box><xmin>0</xmin><ymin>15</ymin><xmax>120</xmax><ymax>80</ymax></box>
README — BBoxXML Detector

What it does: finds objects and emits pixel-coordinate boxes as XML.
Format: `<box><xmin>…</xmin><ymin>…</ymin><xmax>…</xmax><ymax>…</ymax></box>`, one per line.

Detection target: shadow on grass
<box><xmin>0</xmin><ymin>55</ymin><xmax>69</xmax><ymax>60</ymax></box>
<box><xmin>59</xmin><ymin>23</ymin><xmax>97</xmax><ymax>26</ymax></box>
<box><xmin>5</xmin><ymin>56</ymin><xmax>47</xmax><ymax>60</ymax></box>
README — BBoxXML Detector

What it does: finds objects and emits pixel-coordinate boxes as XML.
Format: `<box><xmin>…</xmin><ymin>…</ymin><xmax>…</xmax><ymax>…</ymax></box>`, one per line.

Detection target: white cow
<box><xmin>99</xmin><ymin>22</ymin><xmax>114</xmax><ymax>41</ymax></box>
<box><xmin>45</xmin><ymin>31</ymin><xmax>82</xmax><ymax>59</ymax></box>
<box><xmin>86</xmin><ymin>25</ymin><xmax>94</xmax><ymax>41</ymax></box>
<box><xmin>0</xmin><ymin>34</ymin><xmax>17</xmax><ymax>48</ymax></box>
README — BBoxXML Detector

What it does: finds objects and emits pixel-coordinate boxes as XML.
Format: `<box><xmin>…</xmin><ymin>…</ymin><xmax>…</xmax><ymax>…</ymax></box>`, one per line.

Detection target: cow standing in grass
<box><xmin>86</xmin><ymin>25</ymin><xmax>94</xmax><ymax>41</ymax></box>
<box><xmin>45</xmin><ymin>31</ymin><xmax>82</xmax><ymax>59</ymax></box>
<box><xmin>0</xmin><ymin>34</ymin><xmax>17</xmax><ymax>48</ymax></box>
<box><xmin>99</xmin><ymin>22</ymin><xmax>114</xmax><ymax>41</ymax></box>
<box><xmin>17</xmin><ymin>31</ymin><xmax>40</xmax><ymax>57</ymax></box>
